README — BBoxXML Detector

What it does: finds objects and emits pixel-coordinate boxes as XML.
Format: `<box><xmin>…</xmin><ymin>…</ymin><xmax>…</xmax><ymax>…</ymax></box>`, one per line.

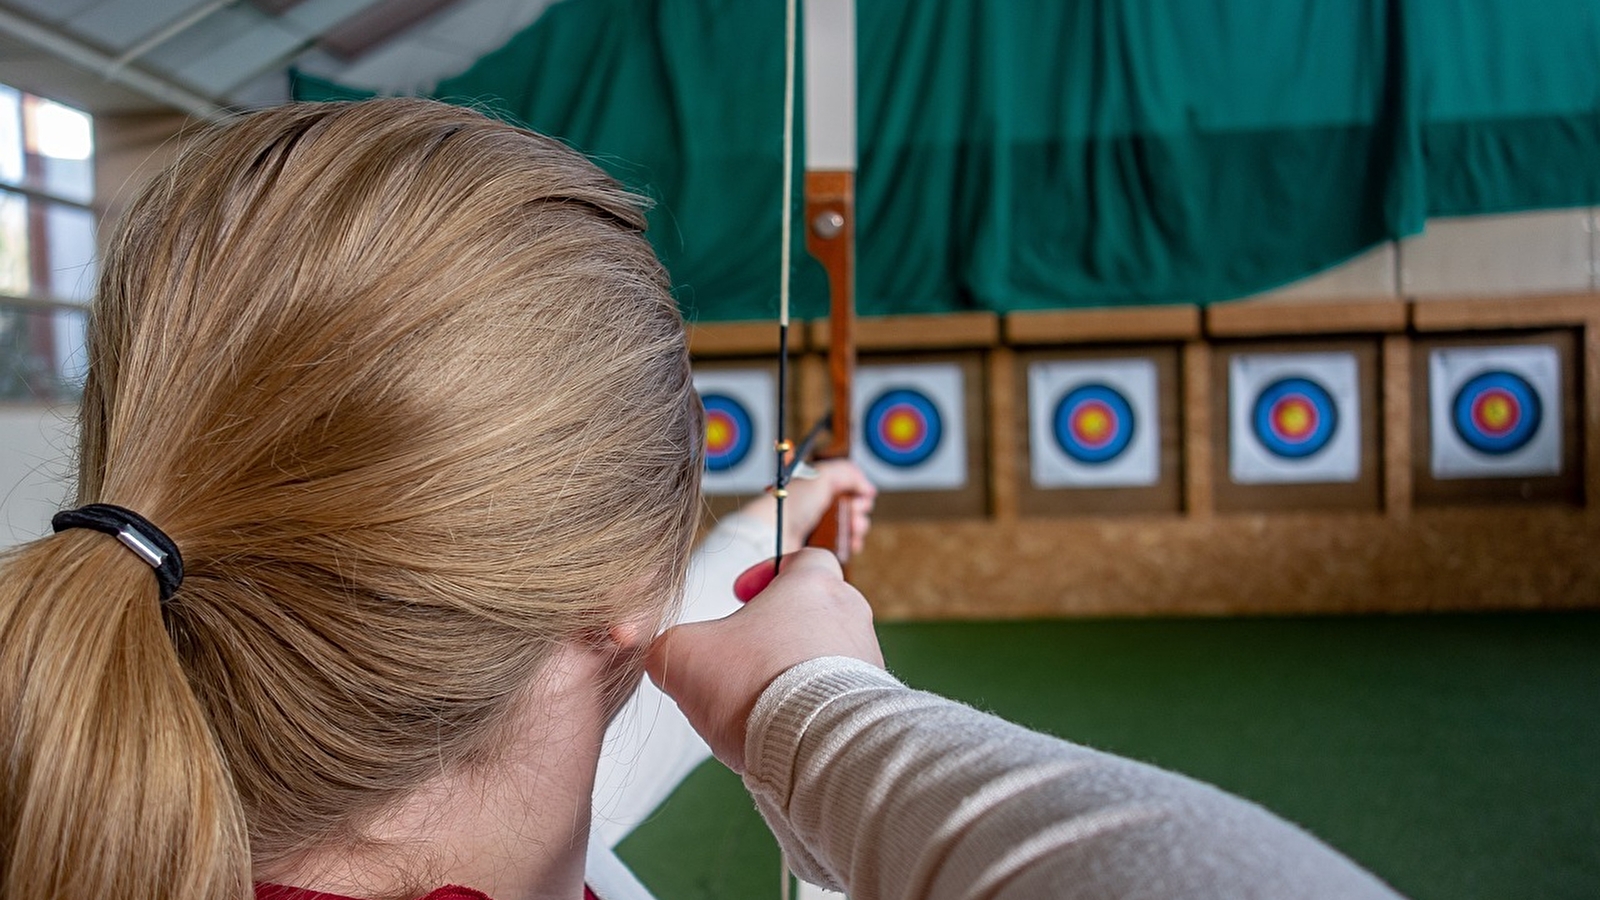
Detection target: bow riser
<box><xmin>802</xmin><ymin>169</ymin><xmax>856</xmax><ymax>565</ymax></box>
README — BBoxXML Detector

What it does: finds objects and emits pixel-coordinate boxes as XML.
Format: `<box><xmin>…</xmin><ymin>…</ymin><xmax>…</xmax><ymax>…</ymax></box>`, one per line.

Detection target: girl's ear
<box><xmin>606</xmin><ymin>618</ymin><xmax>654</xmax><ymax>652</ymax></box>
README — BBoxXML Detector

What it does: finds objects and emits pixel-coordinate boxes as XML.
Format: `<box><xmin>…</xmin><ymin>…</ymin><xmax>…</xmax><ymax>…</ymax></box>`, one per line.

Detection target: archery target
<box><xmin>864</xmin><ymin>388</ymin><xmax>943</xmax><ymax>467</ymax></box>
<box><xmin>1454</xmin><ymin>372</ymin><xmax>1540</xmax><ymax>454</ymax></box>
<box><xmin>1029</xmin><ymin>358</ymin><xmax>1159</xmax><ymax>487</ymax></box>
<box><xmin>702</xmin><ymin>394</ymin><xmax>754</xmax><ymax>471</ymax></box>
<box><xmin>853</xmin><ymin>363</ymin><xmax>967</xmax><ymax>491</ymax></box>
<box><xmin>1429</xmin><ymin>345</ymin><xmax>1561</xmax><ymax>479</ymax></box>
<box><xmin>1252</xmin><ymin>377</ymin><xmax>1338</xmax><ymax>459</ymax></box>
<box><xmin>1229</xmin><ymin>353</ymin><xmax>1360</xmax><ymax>484</ymax></box>
<box><xmin>693</xmin><ymin>368</ymin><xmax>776</xmax><ymax>495</ymax></box>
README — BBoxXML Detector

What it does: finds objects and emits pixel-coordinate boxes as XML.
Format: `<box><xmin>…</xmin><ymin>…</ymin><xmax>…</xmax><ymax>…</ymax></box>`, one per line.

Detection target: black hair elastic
<box><xmin>51</xmin><ymin>503</ymin><xmax>184</xmax><ymax>603</ymax></box>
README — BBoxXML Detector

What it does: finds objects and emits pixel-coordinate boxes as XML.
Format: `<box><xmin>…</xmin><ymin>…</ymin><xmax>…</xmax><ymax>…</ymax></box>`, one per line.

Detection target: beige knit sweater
<box><xmin>744</xmin><ymin>657</ymin><xmax>1407</xmax><ymax>900</ymax></box>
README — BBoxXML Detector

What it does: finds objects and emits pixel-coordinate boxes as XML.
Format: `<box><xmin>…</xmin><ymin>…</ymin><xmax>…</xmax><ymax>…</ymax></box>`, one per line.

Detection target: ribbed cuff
<box><xmin>743</xmin><ymin>657</ymin><xmax>903</xmax><ymax>793</ymax></box>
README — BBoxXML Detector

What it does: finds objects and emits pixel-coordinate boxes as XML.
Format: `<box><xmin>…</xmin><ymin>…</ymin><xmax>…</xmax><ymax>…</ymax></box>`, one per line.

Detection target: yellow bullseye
<box><xmin>706</xmin><ymin>418</ymin><xmax>730</xmax><ymax>449</ymax></box>
<box><xmin>1480</xmin><ymin>395</ymin><xmax>1513</xmax><ymax>430</ymax></box>
<box><xmin>1275</xmin><ymin>401</ymin><xmax>1312</xmax><ymax>437</ymax></box>
<box><xmin>1076</xmin><ymin>408</ymin><xmax>1110</xmax><ymax>440</ymax></box>
<box><xmin>886</xmin><ymin>412</ymin><xmax>921</xmax><ymax>444</ymax></box>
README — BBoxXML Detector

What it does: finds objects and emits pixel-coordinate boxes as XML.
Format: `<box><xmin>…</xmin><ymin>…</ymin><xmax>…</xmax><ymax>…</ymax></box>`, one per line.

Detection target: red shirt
<box><xmin>256</xmin><ymin>883</ymin><xmax>600</xmax><ymax>900</ymax></box>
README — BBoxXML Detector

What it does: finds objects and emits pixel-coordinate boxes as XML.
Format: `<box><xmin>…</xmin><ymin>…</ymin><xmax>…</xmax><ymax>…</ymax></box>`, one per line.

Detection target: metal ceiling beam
<box><xmin>251</xmin><ymin>0</ymin><xmax>311</xmax><ymax>13</ymax></box>
<box><xmin>318</xmin><ymin>0</ymin><xmax>461</xmax><ymax>60</ymax></box>
<box><xmin>174</xmin><ymin>0</ymin><xmax>389</xmax><ymax>93</ymax></box>
<box><xmin>0</xmin><ymin>7</ymin><xmax>234</xmax><ymax>122</ymax></box>
<box><xmin>107</xmin><ymin>0</ymin><xmax>241</xmax><ymax>74</ymax></box>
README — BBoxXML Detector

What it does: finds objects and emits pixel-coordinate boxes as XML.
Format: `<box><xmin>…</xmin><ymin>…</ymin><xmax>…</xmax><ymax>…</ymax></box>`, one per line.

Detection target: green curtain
<box><xmin>295</xmin><ymin>0</ymin><xmax>1600</xmax><ymax>320</ymax></box>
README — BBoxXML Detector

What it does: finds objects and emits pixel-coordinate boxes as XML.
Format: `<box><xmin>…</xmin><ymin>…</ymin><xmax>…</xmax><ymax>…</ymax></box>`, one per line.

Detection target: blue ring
<box><xmin>1451</xmin><ymin>370</ymin><xmax>1542</xmax><ymax>455</ymax></box>
<box><xmin>1251</xmin><ymin>377</ymin><xmax>1338</xmax><ymax>459</ymax></box>
<box><xmin>864</xmin><ymin>388</ymin><xmax>943</xmax><ymax>467</ymax></box>
<box><xmin>1052</xmin><ymin>383</ymin><xmax>1136</xmax><ymax>464</ymax></box>
<box><xmin>701</xmin><ymin>393</ymin><xmax>754</xmax><ymax>472</ymax></box>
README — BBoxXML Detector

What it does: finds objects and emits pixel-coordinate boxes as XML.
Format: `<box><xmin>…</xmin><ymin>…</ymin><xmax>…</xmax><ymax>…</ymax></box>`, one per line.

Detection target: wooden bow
<box><xmin>772</xmin><ymin>6</ymin><xmax>862</xmax><ymax>897</ymax></box>
<box><xmin>795</xmin><ymin>0</ymin><xmax>858</xmax><ymax>568</ymax></box>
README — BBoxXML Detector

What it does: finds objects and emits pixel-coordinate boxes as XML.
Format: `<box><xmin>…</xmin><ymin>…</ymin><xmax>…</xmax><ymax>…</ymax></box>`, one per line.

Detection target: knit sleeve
<box><xmin>742</xmin><ymin>657</ymin><xmax>1406</xmax><ymax>900</ymax></box>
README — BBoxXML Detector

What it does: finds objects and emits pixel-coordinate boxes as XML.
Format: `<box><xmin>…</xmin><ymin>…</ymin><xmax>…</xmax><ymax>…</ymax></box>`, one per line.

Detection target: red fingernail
<box><xmin>733</xmin><ymin>560</ymin><xmax>779</xmax><ymax>603</ymax></box>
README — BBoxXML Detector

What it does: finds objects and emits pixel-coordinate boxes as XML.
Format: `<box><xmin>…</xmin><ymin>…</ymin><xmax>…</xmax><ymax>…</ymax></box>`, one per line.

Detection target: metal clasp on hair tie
<box><xmin>51</xmin><ymin>503</ymin><xmax>185</xmax><ymax>603</ymax></box>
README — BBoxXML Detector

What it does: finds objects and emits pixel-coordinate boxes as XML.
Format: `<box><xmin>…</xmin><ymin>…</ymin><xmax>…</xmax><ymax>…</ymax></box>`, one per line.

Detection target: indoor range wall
<box><xmin>5</xmin><ymin>115</ymin><xmax>1599</xmax><ymax>629</ymax></box>
<box><xmin>693</xmin><ymin>212</ymin><xmax>1600</xmax><ymax>619</ymax></box>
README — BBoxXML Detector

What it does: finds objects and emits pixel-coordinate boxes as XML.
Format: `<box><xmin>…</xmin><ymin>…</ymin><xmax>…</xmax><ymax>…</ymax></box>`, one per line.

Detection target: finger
<box><xmin>855</xmin><ymin>489</ymin><xmax>876</xmax><ymax>514</ymax></box>
<box><xmin>852</xmin><ymin>493</ymin><xmax>873</xmax><ymax>527</ymax></box>
<box><xmin>733</xmin><ymin>559</ymin><xmax>778</xmax><ymax>603</ymax></box>
<box><xmin>850</xmin><ymin>509</ymin><xmax>871</xmax><ymax>555</ymax></box>
<box><xmin>732</xmin><ymin>549</ymin><xmax>844</xmax><ymax>603</ymax></box>
<box><xmin>817</xmin><ymin>459</ymin><xmax>877</xmax><ymax>500</ymax></box>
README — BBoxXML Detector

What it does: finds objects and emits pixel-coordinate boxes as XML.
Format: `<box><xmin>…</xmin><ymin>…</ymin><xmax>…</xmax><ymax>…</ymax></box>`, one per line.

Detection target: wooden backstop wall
<box><xmin>691</xmin><ymin>294</ymin><xmax>1600</xmax><ymax>619</ymax></box>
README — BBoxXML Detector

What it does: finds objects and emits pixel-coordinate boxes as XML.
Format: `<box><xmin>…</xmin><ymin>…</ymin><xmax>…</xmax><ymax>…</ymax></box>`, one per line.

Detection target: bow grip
<box><xmin>805</xmin><ymin>492</ymin><xmax>854</xmax><ymax>568</ymax></box>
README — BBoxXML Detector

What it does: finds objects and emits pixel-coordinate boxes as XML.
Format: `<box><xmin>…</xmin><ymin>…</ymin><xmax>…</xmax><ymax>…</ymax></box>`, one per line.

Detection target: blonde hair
<box><xmin>0</xmin><ymin>99</ymin><xmax>701</xmax><ymax>900</ymax></box>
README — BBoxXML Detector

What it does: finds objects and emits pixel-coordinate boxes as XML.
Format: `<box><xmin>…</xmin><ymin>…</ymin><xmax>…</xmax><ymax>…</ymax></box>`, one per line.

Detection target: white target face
<box><xmin>1028</xmin><ymin>358</ymin><xmax>1159</xmax><ymax>488</ymax></box>
<box><xmin>851</xmin><ymin>363</ymin><xmax>967</xmax><ymax>491</ymax></box>
<box><xmin>1229</xmin><ymin>352</ymin><xmax>1361</xmax><ymax>484</ymax></box>
<box><xmin>694</xmin><ymin>369</ymin><xmax>775</xmax><ymax>495</ymax></box>
<box><xmin>1429</xmin><ymin>345</ymin><xmax>1561</xmax><ymax>479</ymax></box>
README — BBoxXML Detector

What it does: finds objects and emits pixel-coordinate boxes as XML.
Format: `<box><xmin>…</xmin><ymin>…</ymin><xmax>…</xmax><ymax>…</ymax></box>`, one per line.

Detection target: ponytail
<box><xmin>0</xmin><ymin>531</ymin><xmax>249</xmax><ymax>900</ymax></box>
<box><xmin>1</xmin><ymin>96</ymin><xmax>701</xmax><ymax>898</ymax></box>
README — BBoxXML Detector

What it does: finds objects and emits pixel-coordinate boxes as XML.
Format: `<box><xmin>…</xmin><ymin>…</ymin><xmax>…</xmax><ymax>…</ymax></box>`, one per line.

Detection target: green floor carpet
<box><xmin>615</xmin><ymin>612</ymin><xmax>1600</xmax><ymax>900</ymax></box>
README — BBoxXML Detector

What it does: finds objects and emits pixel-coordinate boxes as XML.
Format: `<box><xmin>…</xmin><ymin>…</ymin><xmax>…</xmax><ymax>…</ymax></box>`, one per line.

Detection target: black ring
<box><xmin>51</xmin><ymin>503</ymin><xmax>184</xmax><ymax>603</ymax></box>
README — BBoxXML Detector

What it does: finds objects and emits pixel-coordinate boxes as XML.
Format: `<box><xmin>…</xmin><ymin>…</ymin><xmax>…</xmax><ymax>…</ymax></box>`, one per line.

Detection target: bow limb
<box><xmin>800</xmin><ymin>0</ymin><xmax>858</xmax><ymax>568</ymax></box>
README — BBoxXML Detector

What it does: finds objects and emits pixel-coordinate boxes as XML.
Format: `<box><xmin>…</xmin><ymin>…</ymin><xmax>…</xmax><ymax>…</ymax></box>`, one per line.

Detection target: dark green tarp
<box><xmin>295</xmin><ymin>0</ymin><xmax>1600</xmax><ymax>321</ymax></box>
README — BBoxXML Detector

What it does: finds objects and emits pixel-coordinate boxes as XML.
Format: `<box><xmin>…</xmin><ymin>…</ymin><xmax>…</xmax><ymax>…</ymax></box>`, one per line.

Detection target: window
<box><xmin>0</xmin><ymin>84</ymin><xmax>94</xmax><ymax>404</ymax></box>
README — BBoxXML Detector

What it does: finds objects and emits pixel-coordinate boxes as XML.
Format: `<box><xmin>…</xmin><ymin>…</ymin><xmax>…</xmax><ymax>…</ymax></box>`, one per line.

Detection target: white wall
<box><xmin>1</xmin><ymin>197</ymin><xmax>1593</xmax><ymax>555</ymax></box>
<box><xmin>1246</xmin><ymin>207</ymin><xmax>1600</xmax><ymax>302</ymax></box>
<box><xmin>0</xmin><ymin>406</ymin><xmax>76</xmax><ymax>550</ymax></box>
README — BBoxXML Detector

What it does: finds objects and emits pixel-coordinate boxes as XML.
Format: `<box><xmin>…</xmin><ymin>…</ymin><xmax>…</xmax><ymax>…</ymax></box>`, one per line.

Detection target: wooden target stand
<box><xmin>689</xmin><ymin>293</ymin><xmax>1600</xmax><ymax>620</ymax></box>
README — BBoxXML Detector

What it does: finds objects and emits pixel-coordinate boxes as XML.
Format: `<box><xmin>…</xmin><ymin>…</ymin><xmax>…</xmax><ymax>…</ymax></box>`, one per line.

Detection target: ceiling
<box><xmin>0</xmin><ymin>0</ymin><xmax>560</xmax><ymax>119</ymax></box>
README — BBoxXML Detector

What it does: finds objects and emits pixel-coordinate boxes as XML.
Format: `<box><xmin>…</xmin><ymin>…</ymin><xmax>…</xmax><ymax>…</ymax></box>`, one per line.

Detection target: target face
<box><xmin>1054</xmin><ymin>384</ymin><xmax>1136</xmax><ymax>464</ymax></box>
<box><xmin>852</xmin><ymin>363</ymin><xmax>967</xmax><ymax>491</ymax></box>
<box><xmin>1429</xmin><ymin>345</ymin><xmax>1561</xmax><ymax>479</ymax></box>
<box><xmin>864</xmin><ymin>388</ymin><xmax>943</xmax><ymax>467</ymax></box>
<box><xmin>701</xmin><ymin>393</ymin><xmax>754</xmax><ymax>471</ymax></box>
<box><xmin>1451</xmin><ymin>371</ymin><xmax>1541</xmax><ymax>455</ymax></box>
<box><xmin>1252</xmin><ymin>377</ymin><xmax>1338</xmax><ymax>459</ymax></box>
<box><xmin>1229</xmin><ymin>352</ymin><xmax>1360</xmax><ymax>484</ymax></box>
<box><xmin>1029</xmin><ymin>358</ymin><xmax>1159</xmax><ymax>488</ymax></box>
<box><xmin>693</xmin><ymin>368</ymin><xmax>776</xmax><ymax>495</ymax></box>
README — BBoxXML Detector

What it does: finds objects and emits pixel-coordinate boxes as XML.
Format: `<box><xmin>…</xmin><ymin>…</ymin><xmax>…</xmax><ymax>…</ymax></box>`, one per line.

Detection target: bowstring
<box><xmin>778</xmin><ymin>2</ymin><xmax>799</xmax><ymax>898</ymax></box>
<box><xmin>774</xmin><ymin>0</ymin><xmax>798</xmax><ymax>579</ymax></box>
